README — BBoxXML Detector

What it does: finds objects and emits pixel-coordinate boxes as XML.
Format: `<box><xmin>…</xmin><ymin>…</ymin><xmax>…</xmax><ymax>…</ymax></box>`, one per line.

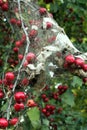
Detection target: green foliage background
<box><xmin>37</xmin><ymin>0</ymin><xmax>87</xmax><ymax>129</ymax></box>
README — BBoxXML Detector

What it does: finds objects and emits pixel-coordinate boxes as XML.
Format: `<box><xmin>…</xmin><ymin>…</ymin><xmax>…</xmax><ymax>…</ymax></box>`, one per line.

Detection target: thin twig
<box><xmin>6</xmin><ymin>0</ymin><xmax>31</xmax><ymax>120</ymax></box>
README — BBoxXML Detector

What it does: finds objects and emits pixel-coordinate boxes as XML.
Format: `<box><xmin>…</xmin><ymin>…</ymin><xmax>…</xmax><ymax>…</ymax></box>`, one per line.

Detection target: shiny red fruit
<box><xmin>0</xmin><ymin>118</ymin><xmax>8</xmax><ymax>129</ymax></box>
<box><xmin>39</xmin><ymin>7</ymin><xmax>47</xmax><ymax>15</ymax></box>
<box><xmin>0</xmin><ymin>0</ymin><xmax>3</xmax><ymax>6</ymax></box>
<box><xmin>27</xmin><ymin>99</ymin><xmax>37</xmax><ymax>107</ymax></box>
<box><xmin>83</xmin><ymin>77</ymin><xmax>87</xmax><ymax>83</ymax></box>
<box><xmin>0</xmin><ymin>89</ymin><xmax>4</xmax><ymax>98</ymax></box>
<box><xmin>46</xmin><ymin>22</ymin><xmax>53</xmax><ymax>29</ymax></box>
<box><xmin>41</xmin><ymin>94</ymin><xmax>47</xmax><ymax>99</ymax></box>
<box><xmin>26</xmin><ymin>52</ymin><xmax>36</xmax><ymax>63</ymax></box>
<box><xmin>9</xmin><ymin>118</ymin><xmax>18</xmax><ymax>126</ymax></box>
<box><xmin>5</xmin><ymin>72</ymin><xmax>15</xmax><ymax>81</ymax></box>
<box><xmin>1</xmin><ymin>3</ymin><xmax>9</xmax><ymax>11</ymax></box>
<box><xmin>75</xmin><ymin>58</ymin><xmax>84</xmax><ymax>67</ymax></box>
<box><xmin>65</xmin><ymin>54</ymin><xmax>75</xmax><ymax>64</ymax></box>
<box><xmin>10</xmin><ymin>18</ymin><xmax>17</xmax><ymax>24</ymax></box>
<box><xmin>82</xmin><ymin>64</ymin><xmax>87</xmax><ymax>71</ymax></box>
<box><xmin>13</xmin><ymin>47</ymin><xmax>19</xmax><ymax>53</ymax></box>
<box><xmin>21</xmin><ymin>78</ymin><xmax>29</xmax><ymax>86</ymax></box>
<box><xmin>23</xmin><ymin>60</ymin><xmax>28</xmax><ymax>68</ymax></box>
<box><xmin>14</xmin><ymin>103</ymin><xmax>24</xmax><ymax>111</ymax></box>
<box><xmin>29</xmin><ymin>29</ymin><xmax>38</xmax><ymax>38</ymax></box>
<box><xmin>14</xmin><ymin>92</ymin><xmax>26</xmax><ymax>102</ymax></box>
<box><xmin>16</xmin><ymin>20</ymin><xmax>21</xmax><ymax>27</ymax></box>
<box><xmin>42</xmin><ymin>108</ymin><xmax>47</xmax><ymax>114</ymax></box>
<box><xmin>18</xmin><ymin>54</ymin><xmax>24</xmax><ymax>60</ymax></box>
<box><xmin>15</xmin><ymin>40</ymin><xmax>22</xmax><ymax>47</ymax></box>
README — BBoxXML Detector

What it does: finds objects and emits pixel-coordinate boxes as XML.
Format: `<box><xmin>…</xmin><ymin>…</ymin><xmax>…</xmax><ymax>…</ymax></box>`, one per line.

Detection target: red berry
<box><xmin>45</xmin><ymin>112</ymin><xmax>50</xmax><ymax>117</ymax></box>
<box><xmin>23</xmin><ymin>60</ymin><xmax>28</xmax><ymax>68</ymax></box>
<box><xmin>27</xmin><ymin>99</ymin><xmax>36</xmax><ymax>107</ymax></box>
<box><xmin>14</xmin><ymin>60</ymin><xmax>19</xmax><ymax>65</ymax></box>
<box><xmin>1</xmin><ymin>3</ymin><xmax>9</xmax><ymax>11</ymax></box>
<box><xmin>14</xmin><ymin>103</ymin><xmax>24</xmax><ymax>111</ymax></box>
<box><xmin>41</xmin><ymin>94</ymin><xmax>47</xmax><ymax>99</ymax></box>
<box><xmin>15</xmin><ymin>40</ymin><xmax>22</xmax><ymax>47</ymax></box>
<box><xmin>83</xmin><ymin>77</ymin><xmax>87</xmax><ymax>83</ymax></box>
<box><xmin>63</xmin><ymin>62</ymin><xmax>68</xmax><ymax>69</ymax></box>
<box><xmin>21</xmin><ymin>78</ymin><xmax>29</xmax><ymax>86</ymax></box>
<box><xmin>0</xmin><ymin>0</ymin><xmax>3</xmax><ymax>6</ymax></box>
<box><xmin>0</xmin><ymin>79</ymin><xmax>2</xmax><ymax>85</ymax></box>
<box><xmin>82</xmin><ymin>64</ymin><xmax>87</xmax><ymax>71</ymax></box>
<box><xmin>57</xmin><ymin>107</ymin><xmax>63</xmax><ymax>114</ymax></box>
<box><xmin>10</xmin><ymin>18</ymin><xmax>17</xmax><ymax>24</ymax></box>
<box><xmin>50</xmin><ymin>105</ymin><xmax>56</xmax><ymax>111</ymax></box>
<box><xmin>9</xmin><ymin>118</ymin><xmax>18</xmax><ymax>126</ymax></box>
<box><xmin>46</xmin><ymin>104</ymin><xmax>51</xmax><ymax>110</ymax></box>
<box><xmin>19</xmin><ymin>102</ymin><xmax>25</xmax><ymax>109</ymax></box>
<box><xmin>63</xmin><ymin>85</ymin><xmax>68</xmax><ymax>91</ymax></box>
<box><xmin>26</xmin><ymin>52</ymin><xmax>36</xmax><ymax>63</ymax></box>
<box><xmin>0</xmin><ymin>118</ymin><xmax>8</xmax><ymax>129</ymax></box>
<box><xmin>39</xmin><ymin>7</ymin><xmax>47</xmax><ymax>15</ymax></box>
<box><xmin>58</xmin><ymin>85</ymin><xmax>63</xmax><ymax>90</ymax></box>
<box><xmin>65</xmin><ymin>54</ymin><xmax>75</xmax><ymax>64</ymax></box>
<box><xmin>9</xmin><ymin>84</ymin><xmax>13</xmax><ymax>89</ymax></box>
<box><xmin>75</xmin><ymin>58</ymin><xmax>84</xmax><ymax>67</ymax></box>
<box><xmin>43</xmin><ymin>97</ymin><xmax>49</xmax><ymax>102</ymax></box>
<box><xmin>53</xmin><ymin>93</ymin><xmax>59</xmax><ymax>100</ymax></box>
<box><xmin>18</xmin><ymin>54</ymin><xmax>24</xmax><ymax>60</ymax></box>
<box><xmin>21</xmin><ymin>34</ymin><xmax>26</xmax><ymax>43</ymax></box>
<box><xmin>0</xmin><ymin>90</ymin><xmax>4</xmax><ymax>98</ymax></box>
<box><xmin>29</xmin><ymin>29</ymin><xmax>38</xmax><ymax>38</ymax></box>
<box><xmin>5</xmin><ymin>72</ymin><xmax>15</xmax><ymax>81</ymax></box>
<box><xmin>42</xmin><ymin>108</ymin><xmax>47</xmax><ymax>114</ymax></box>
<box><xmin>16</xmin><ymin>20</ymin><xmax>21</xmax><ymax>27</ymax></box>
<box><xmin>46</xmin><ymin>22</ymin><xmax>53</xmax><ymax>29</ymax></box>
<box><xmin>13</xmin><ymin>47</ymin><xmax>19</xmax><ymax>53</ymax></box>
<box><xmin>14</xmin><ymin>92</ymin><xmax>26</xmax><ymax>102</ymax></box>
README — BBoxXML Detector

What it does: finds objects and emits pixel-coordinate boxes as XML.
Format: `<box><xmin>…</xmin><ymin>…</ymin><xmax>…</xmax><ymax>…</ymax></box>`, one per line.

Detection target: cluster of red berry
<box><xmin>64</xmin><ymin>54</ymin><xmax>87</xmax><ymax>72</ymax></box>
<box><xmin>0</xmin><ymin>0</ymin><xmax>8</xmax><ymax>11</ymax></box>
<box><xmin>0</xmin><ymin>117</ymin><xmax>19</xmax><ymax>129</ymax></box>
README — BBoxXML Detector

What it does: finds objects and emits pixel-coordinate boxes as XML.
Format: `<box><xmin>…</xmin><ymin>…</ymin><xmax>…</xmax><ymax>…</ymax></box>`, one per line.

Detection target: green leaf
<box><xmin>1</xmin><ymin>101</ymin><xmax>8</xmax><ymax>111</ymax></box>
<box><xmin>60</xmin><ymin>0</ymin><xmax>64</xmax><ymax>3</ymax></box>
<box><xmin>71</xmin><ymin>76</ymin><xmax>83</xmax><ymax>87</ymax></box>
<box><xmin>41</xmin><ymin>126</ymin><xmax>49</xmax><ymax>130</ymax></box>
<box><xmin>23</xmin><ymin>115</ymin><xmax>33</xmax><ymax>130</ymax></box>
<box><xmin>62</xmin><ymin>90</ymin><xmax>75</xmax><ymax>107</ymax></box>
<box><xmin>50</xmin><ymin>3</ymin><xmax>58</xmax><ymax>13</ymax></box>
<box><xmin>27</xmin><ymin>107</ymin><xmax>41</xmax><ymax>129</ymax></box>
<box><xmin>43</xmin><ymin>119</ymin><xmax>49</xmax><ymax>126</ymax></box>
<box><xmin>77</xmin><ymin>0</ymin><xmax>87</xmax><ymax>4</ymax></box>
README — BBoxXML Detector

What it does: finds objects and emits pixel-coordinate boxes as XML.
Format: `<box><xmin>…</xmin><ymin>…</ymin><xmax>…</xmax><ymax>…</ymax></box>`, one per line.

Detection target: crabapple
<box><xmin>27</xmin><ymin>99</ymin><xmax>36</xmax><ymax>107</ymax></box>
<box><xmin>0</xmin><ymin>118</ymin><xmax>8</xmax><ymax>129</ymax></box>
<box><xmin>9</xmin><ymin>118</ymin><xmax>18</xmax><ymax>126</ymax></box>
<box><xmin>75</xmin><ymin>58</ymin><xmax>84</xmax><ymax>67</ymax></box>
<box><xmin>26</xmin><ymin>52</ymin><xmax>36</xmax><ymax>63</ymax></box>
<box><xmin>39</xmin><ymin>7</ymin><xmax>47</xmax><ymax>15</ymax></box>
<box><xmin>5</xmin><ymin>72</ymin><xmax>15</xmax><ymax>81</ymax></box>
<box><xmin>14</xmin><ymin>103</ymin><xmax>24</xmax><ymax>111</ymax></box>
<box><xmin>65</xmin><ymin>54</ymin><xmax>75</xmax><ymax>64</ymax></box>
<box><xmin>14</xmin><ymin>92</ymin><xmax>26</xmax><ymax>102</ymax></box>
<box><xmin>1</xmin><ymin>2</ymin><xmax>9</xmax><ymax>11</ymax></box>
